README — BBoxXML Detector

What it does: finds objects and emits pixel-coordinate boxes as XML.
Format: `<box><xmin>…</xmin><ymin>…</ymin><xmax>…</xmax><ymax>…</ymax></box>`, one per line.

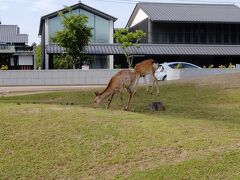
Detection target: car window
<box><xmin>169</xmin><ymin>63</ymin><xmax>182</xmax><ymax>69</ymax></box>
<box><xmin>182</xmin><ymin>64</ymin><xmax>198</xmax><ymax>68</ymax></box>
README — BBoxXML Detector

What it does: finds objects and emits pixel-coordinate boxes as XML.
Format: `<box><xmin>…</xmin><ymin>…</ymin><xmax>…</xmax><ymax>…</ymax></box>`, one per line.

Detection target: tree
<box><xmin>36</xmin><ymin>44</ymin><xmax>41</xmax><ymax>69</ymax></box>
<box><xmin>113</xmin><ymin>28</ymin><xmax>145</xmax><ymax>68</ymax></box>
<box><xmin>51</xmin><ymin>8</ymin><xmax>92</xmax><ymax>69</ymax></box>
<box><xmin>53</xmin><ymin>54</ymin><xmax>73</xmax><ymax>69</ymax></box>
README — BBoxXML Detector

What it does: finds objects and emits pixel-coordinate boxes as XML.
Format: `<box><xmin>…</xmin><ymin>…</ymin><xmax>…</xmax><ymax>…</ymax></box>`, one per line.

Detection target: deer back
<box><xmin>134</xmin><ymin>59</ymin><xmax>158</xmax><ymax>76</ymax></box>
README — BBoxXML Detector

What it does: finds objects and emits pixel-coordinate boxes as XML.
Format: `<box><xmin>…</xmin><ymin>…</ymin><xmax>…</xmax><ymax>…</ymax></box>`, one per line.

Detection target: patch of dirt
<box><xmin>0</xmin><ymin>85</ymin><xmax>104</xmax><ymax>97</ymax></box>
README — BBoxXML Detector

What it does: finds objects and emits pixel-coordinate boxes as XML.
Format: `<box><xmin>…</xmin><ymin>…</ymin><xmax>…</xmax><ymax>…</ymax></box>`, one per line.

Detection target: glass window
<box><xmin>80</xmin><ymin>9</ymin><xmax>94</xmax><ymax>28</ymax></box>
<box><xmin>231</xmin><ymin>24</ymin><xmax>237</xmax><ymax>44</ymax></box>
<box><xmin>95</xmin><ymin>16</ymin><xmax>110</xmax><ymax>43</ymax></box>
<box><xmin>182</xmin><ymin>63</ymin><xmax>198</xmax><ymax>68</ymax></box>
<box><xmin>169</xmin><ymin>63</ymin><xmax>182</xmax><ymax>69</ymax></box>
<box><xmin>49</xmin><ymin>16</ymin><xmax>63</xmax><ymax>39</ymax></box>
<box><xmin>80</xmin><ymin>9</ymin><xmax>95</xmax><ymax>42</ymax></box>
<box><xmin>48</xmin><ymin>8</ymin><xmax>111</xmax><ymax>44</ymax></box>
<box><xmin>48</xmin><ymin>9</ymin><xmax>80</xmax><ymax>40</ymax></box>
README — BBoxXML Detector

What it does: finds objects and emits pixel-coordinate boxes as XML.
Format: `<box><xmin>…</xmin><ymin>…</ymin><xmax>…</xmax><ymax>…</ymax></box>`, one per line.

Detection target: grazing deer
<box><xmin>134</xmin><ymin>59</ymin><xmax>162</xmax><ymax>95</ymax></box>
<box><xmin>93</xmin><ymin>69</ymin><xmax>138</xmax><ymax>111</ymax></box>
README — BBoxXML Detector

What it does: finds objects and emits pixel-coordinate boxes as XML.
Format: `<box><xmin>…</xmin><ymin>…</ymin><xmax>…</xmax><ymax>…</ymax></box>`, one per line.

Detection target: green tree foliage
<box><xmin>113</xmin><ymin>28</ymin><xmax>145</xmax><ymax>68</ymax></box>
<box><xmin>0</xmin><ymin>65</ymin><xmax>8</xmax><ymax>70</ymax></box>
<box><xmin>51</xmin><ymin>8</ymin><xmax>92</xmax><ymax>69</ymax></box>
<box><xmin>36</xmin><ymin>44</ymin><xmax>41</xmax><ymax>69</ymax></box>
<box><xmin>53</xmin><ymin>54</ymin><xmax>73</xmax><ymax>69</ymax></box>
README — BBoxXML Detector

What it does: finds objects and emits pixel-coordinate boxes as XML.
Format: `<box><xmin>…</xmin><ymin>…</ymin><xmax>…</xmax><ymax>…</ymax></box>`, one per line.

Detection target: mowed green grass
<box><xmin>0</xmin><ymin>79</ymin><xmax>240</xmax><ymax>179</ymax></box>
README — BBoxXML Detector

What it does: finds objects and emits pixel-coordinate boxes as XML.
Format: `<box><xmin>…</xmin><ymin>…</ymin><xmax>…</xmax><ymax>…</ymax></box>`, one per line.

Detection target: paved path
<box><xmin>0</xmin><ymin>85</ymin><xmax>104</xmax><ymax>96</ymax></box>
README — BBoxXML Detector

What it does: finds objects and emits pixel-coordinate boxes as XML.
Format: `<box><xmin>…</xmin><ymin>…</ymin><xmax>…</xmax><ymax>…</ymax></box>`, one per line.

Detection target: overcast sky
<box><xmin>0</xmin><ymin>0</ymin><xmax>239</xmax><ymax>45</ymax></box>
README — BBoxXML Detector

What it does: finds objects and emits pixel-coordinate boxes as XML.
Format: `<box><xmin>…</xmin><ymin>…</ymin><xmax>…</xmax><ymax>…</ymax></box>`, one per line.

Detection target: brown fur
<box><xmin>134</xmin><ymin>59</ymin><xmax>160</xmax><ymax>95</ymax></box>
<box><xmin>93</xmin><ymin>69</ymin><xmax>138</xmax><ymax>110</ymax></box>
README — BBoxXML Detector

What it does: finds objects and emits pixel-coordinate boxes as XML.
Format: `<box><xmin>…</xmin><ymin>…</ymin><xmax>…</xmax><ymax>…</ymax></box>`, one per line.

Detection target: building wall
<box><xmin>151</xmin><ymin>23</ymin><xmax>240</xmax><ymax>44</ymax></box>
<box><xmin>48</xmin><ymin>8</ymin><xmax>112</xmax><ymax>44</ymax></box>
<box><xmin>167</xmin><ymin>68</ymin><xmax>240</xmax><ymax>80</ymax></box>
<box><xmin>0</xmin><ymin>69</ymin><xmax>239</xmax><ymax>86</ymax></box>
<box><xmin>129</xmin><ymin>18</ymin><xmax>149</xmax><ymax>43</ymax></box>
<box><xmin>0</xmin><ymin>69</ymin><xmax>121</xmax><ymax>86</ymax></box>
<box><xmin>42</xmin><ymin>8</ymin><xmax>114</xmax><ymax>69</ymax></box>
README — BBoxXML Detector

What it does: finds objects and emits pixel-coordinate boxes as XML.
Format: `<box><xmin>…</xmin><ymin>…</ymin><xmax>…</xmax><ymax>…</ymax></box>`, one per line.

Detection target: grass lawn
<box><xmin>0</xmin><ymin>75</ymin><xmax>240</xmax><ymax>179</ymax></box>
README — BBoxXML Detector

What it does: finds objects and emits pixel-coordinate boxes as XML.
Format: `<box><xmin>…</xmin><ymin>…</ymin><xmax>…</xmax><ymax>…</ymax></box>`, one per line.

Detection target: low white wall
<box><xmin>1</xmin><ymin>68</ymin><xmax>240</xmax><ymax>86</ymax></box>
<box><xmin>0</xmin><ymin>69</ymin><xmax>122</xmax><ymax>86</ymax></box>
<box><xmin>167</xmin><ymin>68</ymin><xmax>240</xmax><ymax>80</ymax></box>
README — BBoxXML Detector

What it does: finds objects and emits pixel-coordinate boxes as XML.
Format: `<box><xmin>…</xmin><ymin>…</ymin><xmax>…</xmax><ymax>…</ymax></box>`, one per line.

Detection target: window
<box><xmin>48</xmin><ymin>16</ymin><xmax>63</xmax><ymax>39</ymax></box>
<box><xmin>231</xmin><ymin>24</ymin><xmax>237</xmax><ymax>44</ymax></box>
<box><xmin>80</xmin><ymin>9</ymin><xmax>95</xmax><ymax>42</ymax></box>
<box><xmin>48</xmin><ymin>8</ymin><xmax>111</xmax><ymax>44</ymax></box>
<box><xmin>223</xmin><ymin>25</ymin><xmax>229</xmax><ymax>44</ymax></box>
<box><xmin>95</xmin><ymin>16</ymin><xmax>110</xmax><ymax>43</ymax></box>
<box><xmin>48</xmin><ymin>8</ymin><xmax>80</xmax><ymax>40</ymax></box>
<box><xmin>182</xmin><ymin>63</ymin><xmax>198</xmax><ymax>68</ymax></box>
<box><xmin>216</xmin><ymin>25</ymin><xmax>222</xmax><ymax>43</ymax></box>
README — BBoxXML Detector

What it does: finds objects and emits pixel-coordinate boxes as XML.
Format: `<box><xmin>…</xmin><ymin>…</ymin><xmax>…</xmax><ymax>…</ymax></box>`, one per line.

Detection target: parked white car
<box><xmin>155</xmin><ymin>62</ymin><xmax>202</xmax><ymax>81</ymax></box>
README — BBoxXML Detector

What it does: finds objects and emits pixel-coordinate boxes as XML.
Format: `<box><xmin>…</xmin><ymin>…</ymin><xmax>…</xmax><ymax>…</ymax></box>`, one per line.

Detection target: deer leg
<box><xmin>151</xmin><ymin>72</ymin><xmax>160</xmax><ymax>96</ymax></box>
<box><xmin>119</xmin><ymin>93</ymin><xmax>124</xmax><ymax>109</ymax></box>
<box><xmin>134</xmin><ymin>75</ymin><xmax>140</xmax><ymax>94</ymax></box>
<box><xmin>151</xmin><ymin>78</ymin><xmax>155</xmax><ymax>95</ymax></box>
<box><xmin>124</xmin><ymin>88</ymin><xmax>133</xmax><ymax>111</ymax></box>
<box><xmin>156</xmin><ymin>80</ymin><xmax>159</xmax><ymax>96</ymax></box>
<box><xmin>143</xmin><ymin>76</ymin><xmax>149</xmax><ymax>94</ymax></box>
<box><xmin>106</xmin><ymin>93</ymin><xmax>115</xmax><ymax>109</ymax></box>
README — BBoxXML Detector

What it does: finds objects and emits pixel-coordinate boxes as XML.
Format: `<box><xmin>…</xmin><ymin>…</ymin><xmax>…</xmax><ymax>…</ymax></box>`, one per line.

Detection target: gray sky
<box><xmin>0</xmin><ymin>0</ymin><xmax>239</xmax><ymax>45</ymax></box>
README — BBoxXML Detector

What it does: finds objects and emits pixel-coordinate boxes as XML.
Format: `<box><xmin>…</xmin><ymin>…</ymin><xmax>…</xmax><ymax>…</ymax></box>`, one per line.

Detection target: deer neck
<box><xmin>99</xmin><ymin>87</ymin><xmax>114</xmax><ymax>101</ymax></box>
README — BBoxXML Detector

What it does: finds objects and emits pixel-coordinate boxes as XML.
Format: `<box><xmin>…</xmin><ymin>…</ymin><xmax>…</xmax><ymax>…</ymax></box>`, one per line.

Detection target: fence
<box><xmin>0</xmin><ymin>68</ymin><xmax>240</xmax><ymax>86</ymax></box>
<box><xmin>167</xmin><ymin>68</ymin><xmax>240</xmax><ymax>80</ymax></box>
<box><xmin>0</xmin><ymin>69</ymin><xmax>121</xmax><ymax>86</ymax></box>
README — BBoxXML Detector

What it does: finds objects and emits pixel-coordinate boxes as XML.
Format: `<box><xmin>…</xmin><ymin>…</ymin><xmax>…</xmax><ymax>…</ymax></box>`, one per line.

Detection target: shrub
<box><xmin>228</xmin><ymin>63</ymin><xmax>235</xmax><ymax>68</ymax></box>
<box><xmin>0</xmin><ymin>65</ymin><xmax>8</xmax><ymax>70</ymax></box>
<box><xmin>219</xmin><ymin>65</ymin><xmax>226</xmax><ymax>68</ymax></box>
<box><xmin>208</xmin><ymin>64</ymin><xmax>214</xmax><ymax>68</ymax></box>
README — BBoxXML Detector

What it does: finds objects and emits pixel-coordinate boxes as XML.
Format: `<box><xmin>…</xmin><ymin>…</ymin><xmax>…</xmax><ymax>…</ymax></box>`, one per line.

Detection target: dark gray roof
<box><xmin>46</xmin><ymin>43</ymin><xmax>240</xmax><ymax>56</ymax></box>
<box><xmin>0</xmin><ymin>25</ymin><xmax>28</xmax><ymax>43</ymax></box>
<box><xmin>39</xmin><ymin>2</ymin><xmax>117</xmax><ymax>35</ymax></box>
<box><xmin>127</xmin><ymin>3</ymin><xmax>240</xmax><ymax>26</ymax></box>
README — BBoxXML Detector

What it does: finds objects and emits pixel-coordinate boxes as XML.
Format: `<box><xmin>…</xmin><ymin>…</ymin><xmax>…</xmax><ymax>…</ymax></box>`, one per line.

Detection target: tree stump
<box><xmin>149</xmin><ymin>101</ymin><xmax>165</xmax><ymax>111</ymax></box>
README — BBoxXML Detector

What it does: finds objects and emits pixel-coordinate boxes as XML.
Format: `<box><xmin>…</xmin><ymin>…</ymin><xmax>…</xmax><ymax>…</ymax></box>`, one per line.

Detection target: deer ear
<box><xmin>94</xmin><ymin>92</ymin><xmax>99</xmax><ymax>96</ymax></box>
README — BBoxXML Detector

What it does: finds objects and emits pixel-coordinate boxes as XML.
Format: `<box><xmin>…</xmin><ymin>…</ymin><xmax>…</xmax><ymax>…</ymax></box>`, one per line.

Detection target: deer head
<box><xmin>93</xmin><ymin>92</ymin><xmax>102</xmax><ymax>108</ymax></box>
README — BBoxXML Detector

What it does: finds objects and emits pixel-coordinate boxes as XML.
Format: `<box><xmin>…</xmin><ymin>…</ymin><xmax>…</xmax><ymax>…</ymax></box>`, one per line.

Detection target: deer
<box><xmin>93</xmin><ymin>69</ymin><xmax>139</xmax><ymax>111</ymax></box>
<box><xmin>134</xmin><ymin>59</ymin><xmax>162</xmax><ymax>96</ymax></box>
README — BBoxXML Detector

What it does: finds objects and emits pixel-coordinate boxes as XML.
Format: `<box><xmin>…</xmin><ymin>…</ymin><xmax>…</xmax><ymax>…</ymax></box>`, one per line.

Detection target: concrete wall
<box><xmin>0</xmin><ymin>69</ymin><xmax>121</xmax><ymax>86</ymax></box>
<box><xmin>167</xmin><ymin>68</ymin><xmax>240</xmax><ymax>80</ymax></box>
<box><xmin>1</xmin><ymin>68</ymin><xmax>240</xmax><ymax>86</ymax></box>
